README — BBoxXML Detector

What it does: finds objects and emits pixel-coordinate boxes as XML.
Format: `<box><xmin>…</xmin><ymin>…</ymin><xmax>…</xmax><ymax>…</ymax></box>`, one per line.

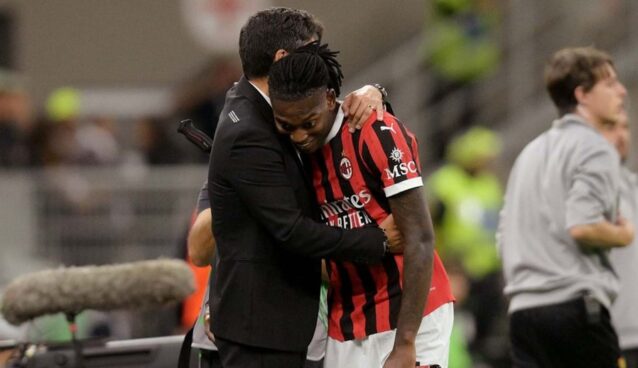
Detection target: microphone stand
<box><xmin>65</xmin><ymin>312</ymin><xmax>85</xmax><ymax>368</ymax></box>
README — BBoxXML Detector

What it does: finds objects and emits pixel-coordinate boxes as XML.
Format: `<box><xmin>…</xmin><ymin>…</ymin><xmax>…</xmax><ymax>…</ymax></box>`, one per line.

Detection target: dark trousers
<box><xmin>216</xmin><ymin>336</ymin><xmax>306</xmax><ymax>368</ymax></box>
<box><xmin>199</xmin><ymin>349</ymin><xmax>223</xmax><ymax>368</ymax></box>
<box><xmin>510</xmin><ymin>297</ymin><xmax>621</xmax><ymax>368</ymax></box>
<box><xmin>467</xmin><ymin>271</ymin><xmax>505</xmax><ymax>350</ymax></box>
<box><xmin>623</xmin><ymin>347</ymin><xmax>638</xmax><ymax>368</ymax></box>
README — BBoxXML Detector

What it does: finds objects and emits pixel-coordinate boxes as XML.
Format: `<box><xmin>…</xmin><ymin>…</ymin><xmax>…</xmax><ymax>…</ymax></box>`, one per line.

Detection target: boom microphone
<box><xmin>1</xmin><ymin>259</ymin><xmax>195</xmax><ymax>325</ymax></box>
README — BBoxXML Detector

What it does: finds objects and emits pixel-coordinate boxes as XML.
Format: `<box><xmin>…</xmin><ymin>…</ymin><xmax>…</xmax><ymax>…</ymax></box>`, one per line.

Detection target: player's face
<box><xmin>579</xmin><ymin>64</ymin><xmax>627</xmax><ymax>126</ymax></box>
<box><xmin>272</xmin><ymin>88</ymin><xmax>337</xmax><ymax>154</ymax></box>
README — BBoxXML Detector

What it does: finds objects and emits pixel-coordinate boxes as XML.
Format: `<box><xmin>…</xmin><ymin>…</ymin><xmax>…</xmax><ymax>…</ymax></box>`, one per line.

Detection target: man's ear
<box><xmin>326</xmin><ymin>89</ymin><xmax>337</xmax><ymax>110</ymax></box>
<box><xmin>273</xmin><ymin>49</ymin><xmax>288</xmax><ymax>63</ymax></box>
<box><xmin>574</xmin><ymin>85</ymin><xmax>587</xmax><ymax>105</ymax></box>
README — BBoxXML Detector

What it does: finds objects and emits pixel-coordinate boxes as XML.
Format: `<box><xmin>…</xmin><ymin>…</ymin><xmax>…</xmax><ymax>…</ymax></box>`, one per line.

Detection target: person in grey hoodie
<box><xmin>498</xmin><ymin>46</ymin><xmax>633</xmax><ymax>368</ymax></box>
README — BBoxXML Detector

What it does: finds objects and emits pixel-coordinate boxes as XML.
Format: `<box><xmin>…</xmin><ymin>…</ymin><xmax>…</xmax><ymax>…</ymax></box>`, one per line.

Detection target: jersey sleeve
<box><xmin>358</xmin><ymin>113</ymin><xmax>423</xmax><ymax>197</ymax></box>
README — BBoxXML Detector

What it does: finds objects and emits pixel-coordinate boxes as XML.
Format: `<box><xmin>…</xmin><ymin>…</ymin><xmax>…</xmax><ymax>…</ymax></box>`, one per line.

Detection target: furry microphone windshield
<box><xmin>1</xmin><ymin>259</ymin><xmax>195</xmax><ymax>325</ymax></box>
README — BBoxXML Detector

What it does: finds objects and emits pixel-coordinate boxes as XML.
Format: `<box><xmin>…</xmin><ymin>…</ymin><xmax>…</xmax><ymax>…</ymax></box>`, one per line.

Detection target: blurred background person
<box><xmin>173</xmin><ymin>58</ymin><xmax>241</xmax><ymax>145</ymax></box>
<box><xmin>134</xmin><ymin>115</ymin><xmax>185</xmax><ymax>165</ymax></box>
<box><xmin>43</xmin><ymin>87</ymin><xmax>120</xmax><ymax>167</ymax></box>
<box><xmin>426</xmin><ymin>126</ymin><xmax>507</xmax><ymax>367</ymax></box>
<box><xmin>423</xmin><ymin>0</ymin><xmax>501</xmax><ymax>161</ymax></box>
<box><xmin>0</xmin><ymin>70</ymin><xmax>33</xmax><ymax>168</ymax></box>
<box><xmin>601</xmin><ymin>113</ymin><xmax>638</xmax><ymax>368</ymax></box>
<box><xmin>182</xmin><ymin>181</ymin><xmax>220</xmax><ymax>368</ymax></box>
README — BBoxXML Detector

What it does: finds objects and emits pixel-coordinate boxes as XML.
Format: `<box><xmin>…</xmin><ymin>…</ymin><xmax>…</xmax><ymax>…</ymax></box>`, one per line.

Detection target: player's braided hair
<box><xmin>269</xmin><ymin>40</ymin><xmax>344</xmax><ymax>101</ymax></box>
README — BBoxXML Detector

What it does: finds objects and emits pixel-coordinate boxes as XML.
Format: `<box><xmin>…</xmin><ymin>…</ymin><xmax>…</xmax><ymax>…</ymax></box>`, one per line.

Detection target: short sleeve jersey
<box><xmin>309</xmin><ymin>108</ymin><xmax>454</xmax><ymax>341</ymax></box>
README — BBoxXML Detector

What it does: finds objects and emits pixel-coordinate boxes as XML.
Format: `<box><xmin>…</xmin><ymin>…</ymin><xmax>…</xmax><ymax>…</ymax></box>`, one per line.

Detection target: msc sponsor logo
<box><xmin>389</xmin><ymin>147</ymin><xmax>404</xmax><ymax>163</ymax></box>
<box><xmin>384</xmin><ymin>161</ymin><xmax>418</xmax><ymax>180</ymax></box>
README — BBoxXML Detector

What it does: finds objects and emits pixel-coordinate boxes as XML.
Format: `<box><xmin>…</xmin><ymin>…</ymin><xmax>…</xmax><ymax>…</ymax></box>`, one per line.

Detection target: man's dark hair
<box><xmin>268</xmin><ymin>41</ymin><xmax>344</xmax><ymax>101</ymax></box>
<box><xmin>239</xmin><ymin>7</ymin><xmax>323</xmax><ymax>79</ymax></box>
<box><xmin>544</xmin><ymin>46</ymin><xmax>613</xmax><ymax>116</ymax></box>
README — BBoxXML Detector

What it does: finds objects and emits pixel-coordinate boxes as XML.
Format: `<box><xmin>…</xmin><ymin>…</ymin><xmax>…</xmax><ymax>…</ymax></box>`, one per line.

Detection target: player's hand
<box><xmin>342</xmin><ymin>85</ymin><xmax>385</xmax><ymax>133</ymax></box>
<box><xmin>204</xmin><ymin>306</ymin><xmax>215</xmax><ymax>342</ymax></box>
<box><xmin>383</xmin><ymin>343</ymin><xmax>416</xmax><ymax>368</ymax></box>
<box><xmin>380</xmin><ymin>214</ymin><xmax>404</xmax><ymax>254</ymax></box>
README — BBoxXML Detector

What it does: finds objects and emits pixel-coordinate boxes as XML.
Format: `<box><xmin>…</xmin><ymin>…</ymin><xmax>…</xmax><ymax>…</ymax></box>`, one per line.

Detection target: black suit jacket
<box><xmin>208</xmin><ymin>77</ymin><xmax>385</xmax><ymax>352</ymax></box>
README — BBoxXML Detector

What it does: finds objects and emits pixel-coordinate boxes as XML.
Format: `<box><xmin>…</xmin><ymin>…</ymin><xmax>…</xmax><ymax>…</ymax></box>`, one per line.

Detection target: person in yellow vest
<box><xmin>426</xmin><ymin>126</ymin><xmax>505</xmax><ymax>364</ymax></box>
<box><xmin>423</xmin><ymin>0</ymin><xmax>501</xmax><ymax>161</ymax></box>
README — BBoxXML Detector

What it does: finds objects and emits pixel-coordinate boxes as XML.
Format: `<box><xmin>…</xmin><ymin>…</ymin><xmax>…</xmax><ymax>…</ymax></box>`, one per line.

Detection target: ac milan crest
<box><xmin>339</xmin><ymin>156</ymin><xmax>353</xmax><ymax>180</ymax></box>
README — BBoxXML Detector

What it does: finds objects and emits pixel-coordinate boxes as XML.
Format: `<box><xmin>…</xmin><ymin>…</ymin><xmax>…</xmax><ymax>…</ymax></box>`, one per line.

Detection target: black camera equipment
<box><xmin>177</xmin><ymin>119</ymin><xmax>213</xmax><ymax>153</ymax></box>
<box><xmin>5</xmin><ymin>335</ymin><xmax>188</xmax><ymax>368</ymax></box>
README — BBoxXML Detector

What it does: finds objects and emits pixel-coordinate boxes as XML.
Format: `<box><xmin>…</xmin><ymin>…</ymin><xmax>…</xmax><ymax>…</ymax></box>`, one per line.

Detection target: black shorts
<box><xmin>509</xmin><ymin>296</ymin><xmax>622</xmax><ymax>368</ymax></box>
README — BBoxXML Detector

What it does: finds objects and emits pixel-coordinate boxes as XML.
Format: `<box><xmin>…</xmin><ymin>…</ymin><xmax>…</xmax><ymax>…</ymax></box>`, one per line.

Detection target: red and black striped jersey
<box><xmin>310</xmin><ymin>108</ymin><xmax>454</xmax><ymax>341</ymax></box>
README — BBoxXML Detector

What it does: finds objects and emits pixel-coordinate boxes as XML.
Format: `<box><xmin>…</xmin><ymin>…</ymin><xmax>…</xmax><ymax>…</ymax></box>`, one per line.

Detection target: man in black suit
<box><xmin>208</xmin><ymin>7</ymin><xmax>397</xmax><ymax>368</ymax></box>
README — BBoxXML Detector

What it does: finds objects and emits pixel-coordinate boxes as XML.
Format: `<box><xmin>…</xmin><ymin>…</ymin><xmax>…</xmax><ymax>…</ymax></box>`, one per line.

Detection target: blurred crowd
<box><xmin>0</xmin><ymin>58</ymin><xmax>242</xmax><ymax>171</ymax></box>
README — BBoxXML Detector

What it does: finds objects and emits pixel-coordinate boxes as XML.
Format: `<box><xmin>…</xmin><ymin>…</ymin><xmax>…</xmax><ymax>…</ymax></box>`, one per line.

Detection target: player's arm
<box><xmin>385</xmin><ymin>188</ymin><xmax>434</xmax><ymax>367</ymax></box>
<box><xmin>188</xmin><ymin>208</ymin><xmax>215</xmax><ymax>266</ymax></box>
<box><xmin>188</xmin><ymin>182</ymin><xmax>216</xmax><ymax>267</ymax></box>
<box><xmin>566</xmin><ymin>143</ymin><xmax>634</xmax><ymax>249</ymax></box>
<box><xmin>357</xmin><ymin>115</ymin><xmax>430</xmax><ymax>367</ymax></box>
<box><xmin>228</xmin><ymin>133</ymin><xmax>389</xmax><ymax>263</ymax></box>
